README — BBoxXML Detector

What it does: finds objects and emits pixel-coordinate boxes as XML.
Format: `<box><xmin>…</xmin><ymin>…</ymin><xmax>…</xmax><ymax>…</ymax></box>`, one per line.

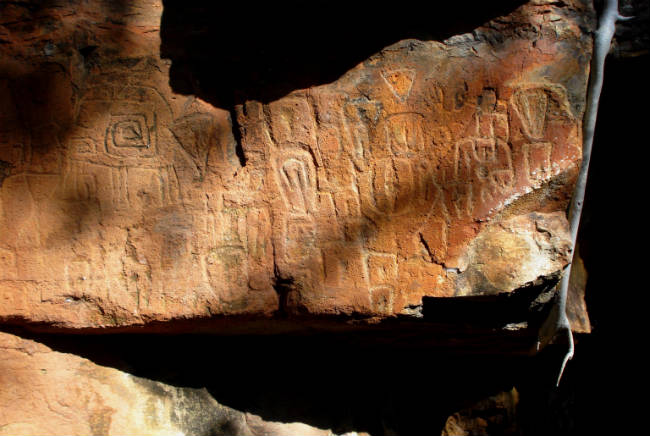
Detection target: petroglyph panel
<box><xmin>248</xmin><ymin>40</ymin><xmax>581</xmax><ymax>315</ymax></box>
<box><xmin>0</xmin><ymin>0</ymin><xmax>588</xmax><ymax>326</ymax></box>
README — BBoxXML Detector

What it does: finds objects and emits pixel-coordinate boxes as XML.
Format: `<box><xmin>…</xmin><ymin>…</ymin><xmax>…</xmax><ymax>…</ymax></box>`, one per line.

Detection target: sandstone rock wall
<box><xmin>0</xmin><ymin>0</ymin><xmax>593</xmax><ymax>330</ymax></box>
<box><xmin>0</xmin><ymin>1</ymin><xmax>601</xmax><ymax>434</ymax></box>
<box><xmin>0</xmin><ymin>331</ymin><xmax>344</xmax><ymax>436</ymax></box>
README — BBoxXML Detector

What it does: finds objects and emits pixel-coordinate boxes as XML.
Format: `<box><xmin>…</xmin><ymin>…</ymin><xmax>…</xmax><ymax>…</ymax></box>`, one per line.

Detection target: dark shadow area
<box><xmin>423</xmin><ymin>272</ymin><xmax>558</xmax><ymax>327</ymax></box>
<box><xmin>515</xmin><ymin>51</ymin><xmax>650</xmax><ymax>436</ymax></box>
<box><xmin>6</xmin><ymin>328</ymin><xmax>540</xmax><ymax>435</ymax></box>
<box><xmin>160</xmin><ymin>0</ymin><xmax>528</xmax><ymax>109</ymax></box>
<box><xmin>3</xmin><ymin>275</ymin><xmax>557</xmax><ymax>434</ymax></box>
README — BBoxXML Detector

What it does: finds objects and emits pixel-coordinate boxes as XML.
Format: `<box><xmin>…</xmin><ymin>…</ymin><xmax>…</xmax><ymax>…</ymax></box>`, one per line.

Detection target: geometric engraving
<box><xmin>454</xmin><ymin>138</ymin><xmax>476</xmax><ymax>180</ymax></box>
<box><xmin>125</xmin><ymin>167</ymin><xmax>177</xmax><ymax>209</ymax></box>
<box><xmin>449</xmin><ymin>94</ymin><xmax>515</xmax><ymax>218</ymax></box>
<box><xmin>333</xmin><ymin>189</ymin><xmax>361</xmax><ymax>217</ymax></box>
<box><xmin>362</xmin><ymin>157</ymin><xmax>415</xmax><ymax>217</ymax></box>
<box><xmin>105</xmin><ymin>113</ymin><xmax>156</xmax><ymax>158</ymax></box>
<box><xmin>171</xmin><ymin>113</ymin><xmax>215</xmax><ymax>159</ymax></box>
<box><xmin>268</xmin><ymin>97</ymin><xmax>318</xmax><ymax>150</ymax></box>
<box><xmin>381</xmin><ymin>69</ymin><xmax>416</xmax><ymax>102</ymax></box>
<box><xmin>74</xmin><ymin>173</ymin><xmax>97</xmax><ymax>202</ymax></box>
<box><xmin>221</xmin><ymin>208</ymin><xmax>246</xmax><ymax>248</ymax></box>
<box><xmin>276</xmin><ymin>150</ymin><xmax>317</xmax><ymax>216</ymax></box>
<box><xmin>491</xmin><ymin>168</ymin><xmax>515</xmax><ymax>192</ymax></box>
<box><xmin>473</xmin><ymin>138</ymin><xmax>496</xmax><ymax>163</ymax></box>
<box><xmin>342</xmin><ymin>99</ymin><xmax>382</xmax><ymax>168</ymax></box>
<box><xmin>60</xmin><ymin>162</ymin><xmax>98</xmax><ymax>202</ymax></box>
<box><xmin>112</xmin><ymin>116</ymin><xmax>149</xmax><ymax>148</ymax></box>
<box><xmin>171</xmin><ymin>112</ymin><xmax>220</xmax><ymax>179</ymax></box>
<box><xmin>512</xmin><ymin>88</ymin><xmax>548</xmax><ymax>140</ymax></box>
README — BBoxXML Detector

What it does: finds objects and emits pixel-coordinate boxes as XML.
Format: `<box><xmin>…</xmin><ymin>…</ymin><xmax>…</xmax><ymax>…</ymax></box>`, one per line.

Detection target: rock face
<box><xmin>0</xmin><ymin>1</ymin><xmax>599</xmax><ymax>435</ymax></box>
<box><xmin>0</xmin><ymin>0</ymin><xmax>592</xmax><ymax>330</ymax></box>
<box><xmin>0</xmin><ymin>331</ymin><xmax>342</xmax><ymax>436</ymax></box>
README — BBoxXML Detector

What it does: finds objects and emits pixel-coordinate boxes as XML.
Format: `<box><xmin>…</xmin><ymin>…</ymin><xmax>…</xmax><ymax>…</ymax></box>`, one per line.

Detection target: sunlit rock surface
<box><xmin>0</xmin><ymin>0</ymin><xmax>592</xmax><ymax>330</ymax></box>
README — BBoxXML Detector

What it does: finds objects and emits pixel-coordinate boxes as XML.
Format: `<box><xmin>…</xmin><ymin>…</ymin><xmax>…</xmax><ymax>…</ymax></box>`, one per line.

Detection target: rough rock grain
<box><xmin>0</xmin><ymin>0</ymin><xmax>591</xmax><ymax>330</ymax></box>
<box><xmin>441</xmin><ymin>388</ymin><xmax>519</xmax><ymax>436</ymax></box>
<box><xmin>0</xmin><ymin>331</ymin><xmax>348</xmax><ymax>436</ymax></box>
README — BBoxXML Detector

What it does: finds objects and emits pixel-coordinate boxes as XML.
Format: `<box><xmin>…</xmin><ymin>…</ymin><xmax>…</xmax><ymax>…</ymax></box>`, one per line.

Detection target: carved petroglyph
<box><xmin>322</xmin><ymin>245</ymin><xmax>347</xmax><ymax>288</ymax></box>
<box><xmin>361</xmin><ymin>158</ymin><xmax>417</xmax><ymax>217</ymax></box>
<box><xmin>449</xmin><ymin>89</ymin><xmax>514</xmax><ymax>217</ymax></box>
<box><xmin>74</xmin><ymin>86</ymin><xmax>169</xmax><ymax>159</ymax></box>
<box><xmin>200</xmin><ymin>202</ymin><xmax>272</xmax><ymax>295</ymax></box>
<box><xmin>267</xmin><ymin>97</ymin><xmax>323</xmax><ymax>167</ymax></box>
<box><xmin>108</xmin><ymin>114</ymin><xmax>152</xmax><ymax>151</ymax></box>
<box><xmin>171</xmin><ymin>113</ymin><xmax>217</xmax><ymax>179</ymax></box>
<box><xmin>65</xmin><ymin>85</ymin><xmax>185</xmax><ymax>211</ymax></box>
<box><xmin>356</xmin><ymin>110</ymin><xmax>438</xmax><ymax>219</ymax></box>
<box><xmin>60</xmin><ymin>161</ymin><xmax>99</xmax><ymax>202</ymax></box>
<box><xmin>172</xmin><ymin>96</ymin><xmax>240</xmax><ymax>179</ymax></box>
<box><xmin>342</xmin><ymin>99</ymin><xmax>382</xmax><ymax>169</ymax></box>
<box><xmin>510</xmin><ymin>85</ymin><xmax>575</xmax><ymax>184</ymax></box>
<box><xmin>0</xmin><ymin>6</ymin><xmax>589</xmax><ymax>327</ymax></box>
<box><xmin>275</xmin><ymin>150</ymin><xmax>318</xmax><ymax>216</ymax></box>
<box><xmin>381</xmin><ymin>69</ymin><xmax>416</xmax><ymax>102</ymax></box>
<box><xmin>448</xmin><ymin>181</ymin><xmax>474</xmax><ymax>219</ymax></box>
<box><xmin>512</xmin><ymin>88</ymin><xmax>548</xmax><ymax>140</ymax></box>
<box><xmin>333</xmin><ymin>189</ymin><xmax>361</xmax><ymax>218</ymax></box>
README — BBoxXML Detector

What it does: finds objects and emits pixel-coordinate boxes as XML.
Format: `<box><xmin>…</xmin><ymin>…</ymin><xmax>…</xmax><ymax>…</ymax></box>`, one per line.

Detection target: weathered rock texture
<box><xmin>0</xmin><ymin>0</ymin><xmax>593</xmax><ymax>331</ymax></box>
<box><xmin>441</xmin><ymin>388</ymin><xmax>520</xmax><ymax>436</ymax></box>
<box><xmin>0</xmin><ymin>329</ymin><xmax>548</xmax><ymax>436</ymax></box>
<box><xmin>0</xmin><ymin>331</ymin><xmax>350</xmax><ymax>436</ymax></box>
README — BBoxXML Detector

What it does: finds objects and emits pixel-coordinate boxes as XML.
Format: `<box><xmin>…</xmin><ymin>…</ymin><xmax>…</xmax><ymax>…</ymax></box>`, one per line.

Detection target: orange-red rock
<box><xmin>0</xmin><ymin>331</ymin><xmax>342</xmax><ymax>436</ymax></box>
<box><xmin>0</xmin><ymin>0</ymin><xmax>592</xmax><ymax>330</ymax></box>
